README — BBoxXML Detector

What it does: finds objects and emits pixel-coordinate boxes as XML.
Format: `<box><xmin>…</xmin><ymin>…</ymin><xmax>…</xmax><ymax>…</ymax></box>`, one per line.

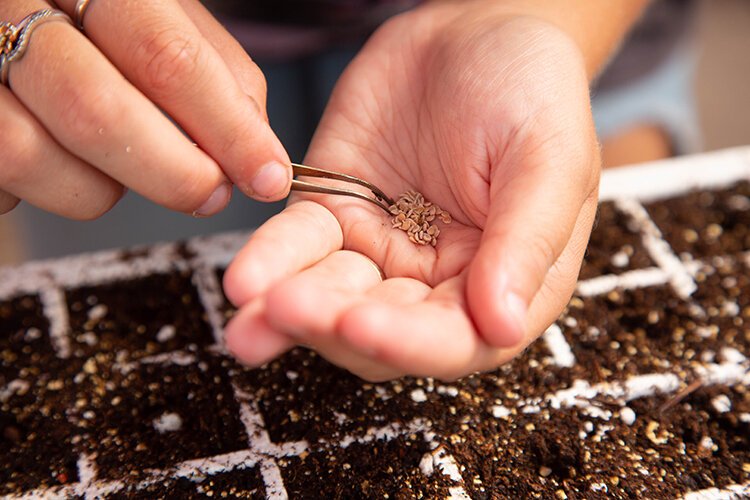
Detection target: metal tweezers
<box><xmin>290</xmin><ymin>163</ymin><xmax>395</xmax><ymax>214</ymax></box>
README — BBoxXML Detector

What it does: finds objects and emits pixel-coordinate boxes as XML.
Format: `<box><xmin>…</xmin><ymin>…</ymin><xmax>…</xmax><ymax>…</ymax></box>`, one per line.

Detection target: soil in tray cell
<box><xmin>690</xmin><ymin>257</ymin><xmax>750</xmax><ymax>361</ymax></box>
<box><xmin>279</xmin><ymin>433</ymin><xmax>454</xmax><ymax>498</ymax></box>
<box><xmin>233</xmin><ymin>348</ymin><xmax>429</xmax><ymax>445</ymax></box>
<box><xmin>580</xmin><ymin>201</ymin><xmax>655</xmax><ymax>280</ymax></box>
<box><xmin>66</xmin><ymin>270</ymin><xmax>214</xmax><ymax>358</ymax></box>
<box><xmin>73</xmin><ymin>353</ymin><xmax>249</xmax><ymax>480</ymax></box>
<box><xmin>0</xmin><ymin>363</ymin><xmax>80</xmax><ymax>495</ymax></box>
<box><xmin>645</xmin><ymin>181</ymin><xmax>750</xmax><ymax>261</ymax></box>
<box><xmin>0</xmin><ymin>294</ymin><xmax>54</xmax><ymax>380</ymax></box>
<box><xmin>559</xmin><ymin>286</ymin><xmax>715</xmax><ymax>381</ymax></box>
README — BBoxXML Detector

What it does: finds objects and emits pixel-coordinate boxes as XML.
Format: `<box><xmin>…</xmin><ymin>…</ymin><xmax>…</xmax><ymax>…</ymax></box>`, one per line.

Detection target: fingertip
<box><xmin>223</xmin><ymin>257</ymin><xmax>264</xmax><ymax>307</ymax></box>
<box><xmin>501</xmin><ymin>291</ymin><xmax>527</xmax><ymax>344</ymax></box>
<box><xmin>233</xmin><ymin>117</ymin><xmax>292</xmax><ymax>202</ymax></box>
<box><xmin>467</xmin><ymin>254</ymin><xmax>527</xmax><ymax>349</ymax></box>
<box><xmin>244</xmin><ymin>160</ymin><xmax>292</xmax><ymax>201</ymax></box>
<box><xmin>193</xmin><ymin>181</ymin><xmax>233</xmax><ymax>217</ymax></box>
<box><xmin>0</xmin><ymin>190</ymin><xmax>20</xmax><ymax>215</ymax></box>
<box><xmin>224</xmin><ymin>307</ymin><xmax>293</xmax><ymax>366</ymax></box>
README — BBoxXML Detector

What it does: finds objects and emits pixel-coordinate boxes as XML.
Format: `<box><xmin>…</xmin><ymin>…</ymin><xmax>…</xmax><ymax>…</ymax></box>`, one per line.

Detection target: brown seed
<box><xmin>389</xmin><ymin>190</ymin><xmax>451</xmax><ymax>246</ymax></box>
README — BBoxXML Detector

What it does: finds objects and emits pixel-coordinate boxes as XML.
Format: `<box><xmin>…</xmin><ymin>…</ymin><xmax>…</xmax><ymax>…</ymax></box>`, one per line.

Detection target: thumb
<box><xmin>467</xmin><ymin>137</ymin><xmax>599</xmax><ymax>348</ymax></box>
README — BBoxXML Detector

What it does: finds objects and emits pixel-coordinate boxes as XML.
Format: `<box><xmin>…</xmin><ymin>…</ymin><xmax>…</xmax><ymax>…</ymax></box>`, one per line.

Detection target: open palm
<box><xmin>224</xmin><ymin>5</ymin><xmax>600</xmax><ymax>381</ymax></box>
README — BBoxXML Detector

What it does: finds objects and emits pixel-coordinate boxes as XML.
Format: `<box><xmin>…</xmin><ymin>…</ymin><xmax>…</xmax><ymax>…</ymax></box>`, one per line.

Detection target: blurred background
<box><xmin>1</xmin><ymin>0</ymin><xmax>749</xmax><ymax>266</ymax></box>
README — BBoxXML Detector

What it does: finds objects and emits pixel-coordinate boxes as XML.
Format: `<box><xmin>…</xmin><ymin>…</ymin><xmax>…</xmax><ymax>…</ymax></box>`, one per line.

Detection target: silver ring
<box><xmin>0</xmin><ymin>9</ymin><xmax>73</xmax><ymax>86</ymax></box>
<box><xmin>74</xmin><ymin>0</ymin><xmax>94</xmax><ymax>31</ymax></box>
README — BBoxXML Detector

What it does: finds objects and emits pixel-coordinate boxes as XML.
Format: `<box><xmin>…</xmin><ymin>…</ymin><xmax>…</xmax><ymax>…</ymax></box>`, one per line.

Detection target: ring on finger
<box><xmin>361</xmin><ymin>254</ymin><xmax>386</xmax><ymax>282</ymax></box>
<box><xmin>74</xmin><ymin>0</ymin><xmax>94</xmax><ymax>31</ymax></box>
<box><xmin>0</xmin><ymin>9</ymin><xmax>73</xmax><ymax>86</ymax></box>
<box><xmin>0</xmin><ymin>22</ymin><xmax>18</xmax><ymax>54</ymax></box>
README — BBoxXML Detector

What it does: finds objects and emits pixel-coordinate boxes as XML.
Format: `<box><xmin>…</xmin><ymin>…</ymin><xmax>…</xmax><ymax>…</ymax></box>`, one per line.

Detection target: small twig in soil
<box><xmin>588</xmin><ymin>395</ymin><xmax>623</xmax><ymax>410</ymax></box>
<box><xmin>573</xmin><ymin>394</ymin><xmax>622</xmax><ymax>411</ymax></box>
<box><xmin>658</xmin><ymin>379</ymin><xmax>704</xmax><ymax>414</ymax></box>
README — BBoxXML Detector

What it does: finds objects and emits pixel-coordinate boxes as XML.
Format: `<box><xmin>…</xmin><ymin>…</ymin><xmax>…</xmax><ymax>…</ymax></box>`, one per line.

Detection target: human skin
<box><xmin>223</xmin><ymin>0</ymin><xmax>649</xmax><ymax>381</ymax></box>
<box><xmin>0</xmin><ymin>0</ymin><xmax>290</xmax><ymax>219</ymax></box>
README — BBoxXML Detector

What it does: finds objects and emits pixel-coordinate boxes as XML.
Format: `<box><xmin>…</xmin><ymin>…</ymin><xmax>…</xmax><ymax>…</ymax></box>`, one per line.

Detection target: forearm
<box><xmin>430</xmin><ymin>0</ymin><xmax>651</xmax><ymax>79</ymax></box>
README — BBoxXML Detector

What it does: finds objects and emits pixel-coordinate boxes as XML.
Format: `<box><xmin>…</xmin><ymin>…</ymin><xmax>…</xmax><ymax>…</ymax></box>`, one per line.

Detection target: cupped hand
<box><xmin>224</xmin><ymin>3</ymin><xmax>600</xmax><ymax>381</ymax></box>
<box><xmin>0</xmin><ymin>0</ymin><xmax>289</xmax><ymax>219</ymax></box>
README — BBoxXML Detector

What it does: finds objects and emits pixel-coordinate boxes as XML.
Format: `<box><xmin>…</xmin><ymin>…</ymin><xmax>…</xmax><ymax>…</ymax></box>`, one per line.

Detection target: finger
<box><xmin>363</xmin><ymin>277</ymin><xmax>433</xmax><ymax>304</ymax></box>
<box><xmin>302</xmin><ymin>278</ymin><xmax>432</xmax><ymax>381</ymax></box>
<box><xmin>466</xmin><ymin>129</ymin><xmax>600</xmax><ymax>349</ymax></box>
<box><xmin>175</xmin><ymin>0</ymin><xmax>268</xmax><ymax>119</ymax></box>
<box><xmin>57</xmin><ymin>0</ymin><xmax>291</xmax><ymax>200</ymax></box>
<box><xmin>223</xmin><ymin>299</ymin><xmax>293</xmax><ymax>367</ymax></box>
<box><xmin>264</xmin><ymin>250</ymin><xmax>386</xmax><ymax>340</ymax></box>
<box><xmin>0</xmin><ymin>190</ymin><xmax>20</xmax><ymax>215</ymax></box>
<box><xmin>6</xmin><ymin>3</ymin><xmax>230</xmax><ymax>215</ymax></box>
<box><xmin>338</xmin><ymin>274</ymin><xmax>505</xmax><ymax>380</ymax></box>
<box><xmin>524</xmin><ymin>189</ymin><xmax>599</xmax><ymax>334</ymax></box>
<box><xmin>0</xmin><ymin>84</ymin><xmax>123</xmax><ymax>219</ymax></box>
<box><xmin>314</xmin><ymin>343</ymin><xmax>404</xmax><ymax>382</ymax></box>
<box><xmin>223</xmin><ymin>201</ymin><xmax>343</xmax><ymax>306</ymax></box>
<box><xmin>224</xmin><ymin>296</ymin><xmax>401</xmax><ymax>381</ymax></box>
<box><xmin>263</xmin><ymin>252</ymin><xmax>427</xmax><ymax>382</ymax></box>
<box><xmin>224</xmin><ymin>268</ymin><xmax>414</xmax><ymax>379</ymax></box>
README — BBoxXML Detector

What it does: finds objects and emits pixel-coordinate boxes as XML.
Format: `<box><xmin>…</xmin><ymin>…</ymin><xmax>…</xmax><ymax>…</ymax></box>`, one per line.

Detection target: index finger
<box><xmin>56</xmin><ymin>0</ymin><xmax>291</xmax><ymax>200</ymax></box>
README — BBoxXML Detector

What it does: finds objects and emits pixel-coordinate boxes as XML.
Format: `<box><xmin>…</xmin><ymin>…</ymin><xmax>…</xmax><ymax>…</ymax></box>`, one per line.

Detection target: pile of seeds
<box><xmin>389</xmin><ymin>190</ymin><xmax>451</xmax><ymax>246</ymax></box>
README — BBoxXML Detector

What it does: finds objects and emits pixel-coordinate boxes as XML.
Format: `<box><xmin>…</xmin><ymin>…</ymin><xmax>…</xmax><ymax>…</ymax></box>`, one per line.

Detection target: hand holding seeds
<box><xmin>223</xmin><ymin>4</ymin><xmax>601</xmax><ymax>380</ymax></box>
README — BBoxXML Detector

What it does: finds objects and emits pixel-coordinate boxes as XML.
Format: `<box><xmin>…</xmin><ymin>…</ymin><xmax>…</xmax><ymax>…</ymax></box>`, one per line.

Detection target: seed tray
<box><xmin>2</xmin><ymin>147</ymin><xmax>750</xmax><ymax>499</ymax></box>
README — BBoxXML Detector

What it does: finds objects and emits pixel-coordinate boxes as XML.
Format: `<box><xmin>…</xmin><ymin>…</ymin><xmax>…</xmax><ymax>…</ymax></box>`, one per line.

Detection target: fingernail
<box><xmin>249</xmin><ymin>161</ymin><xmax>290</xmax><ymax>200</ymax></box>
<box><xmin>504</xmin><ymin>292</ymin><xmax>527</xmax><ymax>341</ymax></box>
<box><xmin>193</xmin><ymin>182</ymin><xmax>232</xmax><ymax>217</ymax></box>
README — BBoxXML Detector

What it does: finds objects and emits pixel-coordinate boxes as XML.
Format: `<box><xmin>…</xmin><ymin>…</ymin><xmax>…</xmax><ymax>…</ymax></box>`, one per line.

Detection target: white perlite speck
<box><xmin>24</xmin><ymin>327</ymin><xmax>42</xmax><ymax>341</ymax></box>
<box><xmin>437</xmin><ymin>385</ymin><xmax>459</xmax><ymax>397</ymax></box>
<box><xmin>153</xmin><ymin>412</ymin><xmax>183</xmax><ymax>433</ymax></box>
<box><xmin>87</xmin><ymin>304</ymin><xmax>108</xmax><ymax>322</ymax></box>
<box><xmin>410</xmin><ymin>389</ymin><xmax>427</xmax><ymax>403</ymax></box>
<box><xmin>491</xmin><ymin>405</ymin><xmax>511</xmax><ymax>418</ymax></box>
<box><xmin>155</xmin><ymin>325</ymin><xmax>176</xmax><ymax>343</ymax></box>
<box><xmin>0</xmin><ymin>379</ymin><xmax>30</xmax><ymax>403</ymax></box>
<box><xmin>419</xmin><ymin>452</ymin><xmax>435</xmax><ymax>476</ymax></box>
<box><xmin>620</xmin><ymin>407</ymin><xmax>636</xmax><ymax>426</ymax></box>
<box><xmin>700</xmin><ymin>436</ymin><xmax>715</xmax><ymax>450</ymax></box>
<box><xmin>711</xmin><ymin>395</ymin><xmax>732</xmax><ymax>414</ymax></box>
<box><xmin>721</xmin><ymin>301</ymin><xmax>740</xmax><ymax>316</ymax></box>
<box><xmin>611</xmin><ymin>250</ymin><xmax>630</xmax><ymax>268</ymax></box>
<box><xmin>591</xmin><ymin>483</ymin><xmax>608</xmax><ymax>493</ymax></box>
<box><xmin>720</xmin><ymin>347</ymin><xmax>746</xmax><ymax>364</ymax></box>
